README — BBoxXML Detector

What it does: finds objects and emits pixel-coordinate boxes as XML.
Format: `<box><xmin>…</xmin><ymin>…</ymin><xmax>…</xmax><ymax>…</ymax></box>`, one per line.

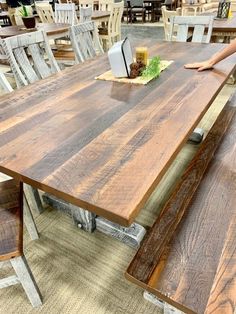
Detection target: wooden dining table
<box><xmin>0</xmin><ymin>41</ymin><xmax>235</xmax><ymax>239</ymax></box>
<box><xmin>202</xmin><ymin>11</ymin><xmax>236</xmax><ymax>42</ymax></box>
<box><xmin>0</xmin><ymin>23</ymin><xmax>70</xmax><ymax>40</ymax></box>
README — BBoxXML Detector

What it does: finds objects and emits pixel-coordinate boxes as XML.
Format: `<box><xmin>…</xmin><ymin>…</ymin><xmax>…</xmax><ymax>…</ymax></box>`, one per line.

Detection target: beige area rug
<box><xmin>0</xmin><ymin>81</ymin><xmax>235</xmax><ymax>314</ymax></box>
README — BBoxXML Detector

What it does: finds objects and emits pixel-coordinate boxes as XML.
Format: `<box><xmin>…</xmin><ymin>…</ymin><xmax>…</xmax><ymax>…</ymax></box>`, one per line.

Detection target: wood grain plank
<box><xmin>0</xmin><ymin>42</ymin><xmax>235</xmax><ymax>225</ymax></box>
<box><xmin>205</xmin><ymin>212</ymin><xmax>236</xmax><ymax>314</ymax></box>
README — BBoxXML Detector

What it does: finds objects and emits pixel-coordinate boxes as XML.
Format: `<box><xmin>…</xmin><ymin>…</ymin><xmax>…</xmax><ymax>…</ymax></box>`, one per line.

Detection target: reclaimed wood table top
<box><xmin>0</xmin><ymin>23</ymin><xmax>70</xmax><ymax>38</ymax></box>
<box><xmin>202</xmin><ymin>11</ymin><xmax>236</xmax><ymax>32</ymax></box>
<box><xmin>213</xmin><ymin>13</ymin><xmax>236</xmax><ymax>32</ymax></box>
<box><xmin>0</xmin><ymin>42</ymin><xmax>235</xmax><ymax>226</ymax></box>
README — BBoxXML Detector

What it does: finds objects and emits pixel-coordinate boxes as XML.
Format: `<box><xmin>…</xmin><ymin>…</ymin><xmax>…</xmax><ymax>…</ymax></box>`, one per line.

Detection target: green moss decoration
<box><xmin>141</xmin><ymin>56</ymin><xmax>161</xmax><ymax>80</ymax></box>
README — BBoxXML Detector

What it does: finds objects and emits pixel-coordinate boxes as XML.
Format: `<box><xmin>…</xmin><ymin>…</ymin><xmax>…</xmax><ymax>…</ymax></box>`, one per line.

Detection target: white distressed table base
<box><xmin>43</xmin><ymin>193</ymin><xmax>146</xmax><ymax>247</ymax></box>
<box><xmin>96</xmin><ymin>217</ymin><xmax>146</xmax><ymax>248</ymax></box>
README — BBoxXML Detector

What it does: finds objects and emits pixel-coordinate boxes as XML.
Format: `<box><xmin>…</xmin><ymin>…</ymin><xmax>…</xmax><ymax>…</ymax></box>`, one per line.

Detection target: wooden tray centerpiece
<box><xmin>96</xmin><ymin>38</ymin><xmax>173</xmax><ymax>85</ymax></box>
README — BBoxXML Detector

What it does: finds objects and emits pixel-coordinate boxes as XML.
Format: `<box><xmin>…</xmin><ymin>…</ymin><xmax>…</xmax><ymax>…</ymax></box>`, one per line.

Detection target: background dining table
<box><xmin>0</xmin><ymin>23</ymin><xmax>70</xmax><ymax>40</ymax></box>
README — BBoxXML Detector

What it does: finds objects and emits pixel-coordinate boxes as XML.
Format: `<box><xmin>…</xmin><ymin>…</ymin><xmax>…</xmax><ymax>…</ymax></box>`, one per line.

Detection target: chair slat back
<box><xmin>80</xmin><ymin>6</ymin><xmax>93</xmax><ymax>22</ymax></box>
<box><xmin>69</xmin><ymin>21</ymin><xmax>103</xmax><ymax>63</ymax></box>
<box><xmin>35</xmin><ymin>3</ymin><xmax>55</xmax><ymax>23</ymax></box>
<box><xmin>55</xmin><ymin>3</ymin><xmax>78</xmax><ymax>25</ymax></box>
<box><xmin>108</xmin><ymin>1</ymin><xmax>123</xmax><ymax>37</ymax></box>
<box><xmin>2</xmin><ymin>30</ymin><xmax>60</xmax><ymax>87</ymax></box>
<box><xmin>170</xmin><ymin>15</ymin><xmax>213</xmax><ymax>43</ymax></box>
<box><xmin>161</xmin><ymin>6</ymin><xmax>181</xmax><ymax>40</ymax></box>
<box><xmin>79</xmin><ymin>0</ymin><xmax>94</xmax><ymax>9</ymax></box>
<box><xmin>99</xmin><ymin>0</ymin><xmax>114</xmax><ymax>11</ymax></box>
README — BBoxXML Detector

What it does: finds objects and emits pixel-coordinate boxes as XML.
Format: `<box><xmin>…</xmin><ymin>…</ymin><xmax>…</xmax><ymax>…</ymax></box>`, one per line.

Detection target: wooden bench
<box><xmin>0</xmin><ymin>179</ymin><xmax>42</xmax><ymax>308</ymax></box>
<box><xmin>125</xmin><ymin>93</ymin><xmax>236</xmax><ymax>314</ymax></box>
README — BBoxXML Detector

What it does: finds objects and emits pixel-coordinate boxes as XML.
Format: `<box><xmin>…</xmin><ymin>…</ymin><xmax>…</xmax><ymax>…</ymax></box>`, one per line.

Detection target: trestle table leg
<box><xmin>96</xmin><ymin>217</ymin><xmax>146</xmax><ymax>248</ymax></box>
<box><xmin>42</xmin><ymin>193</ymin><xmax>96</xmax><ymax>232</ymax></box>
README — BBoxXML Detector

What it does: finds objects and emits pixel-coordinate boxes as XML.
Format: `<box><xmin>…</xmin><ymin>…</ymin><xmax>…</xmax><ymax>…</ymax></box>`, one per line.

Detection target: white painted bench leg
<box><xmin>24</xmin><ymin>184</ymin><xmax>44</xmax><ymax>214</ymax></box>
<box><xmin>23</xmin><ymin>194</ymin><xmax>39</xmax><ymax>240</ymax></box>
<box><xmin>10</xmin><ymin>255</ymin><xmax>42</xmax><ymax>308</ymax></box>
<box><xmin>143</xmin><ymin>291</ymin><xmax>184</xmax><ymax>314</ymax></box>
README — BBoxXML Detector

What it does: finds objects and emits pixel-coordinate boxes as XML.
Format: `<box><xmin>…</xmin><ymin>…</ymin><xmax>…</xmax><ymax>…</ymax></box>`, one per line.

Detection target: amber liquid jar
<box><xmin>136</xmin><ymin>47</ymin><xmax>148</xmax><ymax>66</ymax></box>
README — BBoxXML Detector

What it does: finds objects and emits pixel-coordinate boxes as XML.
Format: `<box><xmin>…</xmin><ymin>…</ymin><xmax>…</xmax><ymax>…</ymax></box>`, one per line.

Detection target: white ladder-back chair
<box><xmin>161</xmin><ymin>6</ymin><xmax>181</xmax><ymax>41</ymax></box>
<box><xmin>80</xmin><ymin>6</ymin><xmax>93</xmax><ymax>22</ymax></box>
<box><xmin>99</xmin><ymin>0</ymin><xmax>114</xmax><ymax>11</ymax></box>
<box><xmin>35</xmin><ymin>2</ymin><xmax>55</xmax><ymax>23</ymax></box>
<box><xmin>55</xmin><ymin>3</ymin><xmax>79</xmax><ymax>25</ymax></box>
<box><xmin>2</xmin><ymin>30</ymin><xmax>60</xmax><ymax>87</ymax></box>
<box><xmin>169</xmin><ymin>15</ymin><xmax>214</xmax><ymax>43</ymax></box>
<box><xmin>69</xmin><ymin>21</ymin><xmax>104</xmax><ymax>63</ymax></box>
<box><xmin>99</xmin><ymin>1</ymin><xmax>124</xmax><ymax>50</ymax></box>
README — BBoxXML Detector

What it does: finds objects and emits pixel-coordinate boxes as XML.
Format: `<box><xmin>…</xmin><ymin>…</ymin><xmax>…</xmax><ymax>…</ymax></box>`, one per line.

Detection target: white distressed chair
<box><xmin>69</xmin><ymin>21</ymin><xmax>104</xmax><ymax>63</ymax></box>
<box><xmin>2</xmin><ymin>30</ymin><xmax>60</xmax><ymax>88</ymax></box>
<box><xmin>80</xmin><ymin>6</ymin><xmax>93</xmax><ymax>23</ymax></box>
<box><xmin>161</xmin><ymin>6</ymin><xmax>181</xmax><ymax>41</ymax></box>
<box><xmin>35</xmin><ymin>2</ymin><xmax>55</xmax><ymax>23</ymax></box>
<box><xmin>79</xmin><ymin>0</ymin><xmax>94</xmax><ymax>9</ymax></box>
<box><xmin>0</xmin><ymin>179</ymin><xmax>42</xmax><ymax>308</ymax></box>
<box><xmin>99</xmin><ymin>1</ymin><xmax>124</xmax><ymax>51</ymax></box>
<box><xmin>169</xmin><ymin>15</ymin><xmax>214</xmax><ymax>43</ymax></box>
<box><xmin>99</xmin><ymin>0</ymin><xmax>114</xmax><ymax>11</ymax></box>
<box><xmin>55</xmin><ymin>3</ymin><xmax>79</xmax><ymax>25</ymax></box>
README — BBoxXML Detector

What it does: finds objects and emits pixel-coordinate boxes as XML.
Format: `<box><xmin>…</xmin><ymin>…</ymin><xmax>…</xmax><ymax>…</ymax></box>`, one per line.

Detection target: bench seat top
<box><xmin>126</xmin><ymin>97</ymin><xmax>236</xmax><ymax>314</ymax></box>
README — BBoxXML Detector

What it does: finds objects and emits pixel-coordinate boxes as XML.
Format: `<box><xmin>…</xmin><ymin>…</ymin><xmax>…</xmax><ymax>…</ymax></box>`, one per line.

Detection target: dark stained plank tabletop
<box><xmin>0</xmin><ymin>41</ymin><xmax>235</xmax><ymax>226</ymax></box>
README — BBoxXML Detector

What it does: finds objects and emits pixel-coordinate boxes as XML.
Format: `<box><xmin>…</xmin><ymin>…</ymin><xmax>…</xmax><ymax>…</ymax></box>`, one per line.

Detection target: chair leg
<box><xmin>23</xmin><ymin>194</ymin><xmax>39</xmax><ymax>240</ymax></box>
<box><xmin>10</xmin><ymin>255</ymin><xmax>42</xmax><ymax>308</ymax></box>
<box><xmin>24</xmin><ymin>184</ymin><xmax>44</xmax><ymax>214</ymax></box>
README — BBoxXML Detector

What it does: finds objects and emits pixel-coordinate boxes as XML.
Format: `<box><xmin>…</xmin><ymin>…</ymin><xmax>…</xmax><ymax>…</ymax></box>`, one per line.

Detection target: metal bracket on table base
<box><xmin>96</xmin><ymin>217</ymin><xmax>146</xmax><ymax>248</ymax></box>
<box><xmin>42</xmin><ymin>193</ymin><xmax>96</xmax><ymax>232</ymax></box>
<box><xmin>143</xmin><ymin>291</ymin><xmax>184</xmax><ymax>314</ymax></box>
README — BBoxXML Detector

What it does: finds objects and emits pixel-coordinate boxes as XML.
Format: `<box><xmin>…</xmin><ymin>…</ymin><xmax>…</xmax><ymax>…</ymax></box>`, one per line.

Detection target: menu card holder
<box><xmin>108</xmin><ymin>37</ymin><xmax>133</xmax><ymax>78</ymax></box>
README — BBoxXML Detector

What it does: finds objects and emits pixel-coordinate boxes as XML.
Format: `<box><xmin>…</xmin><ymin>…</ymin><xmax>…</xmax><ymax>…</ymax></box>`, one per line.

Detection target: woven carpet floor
<box><xmin>0</xmin><ymin>72</ymin><xmax>235</xmax><ymax>314</ymax></box>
